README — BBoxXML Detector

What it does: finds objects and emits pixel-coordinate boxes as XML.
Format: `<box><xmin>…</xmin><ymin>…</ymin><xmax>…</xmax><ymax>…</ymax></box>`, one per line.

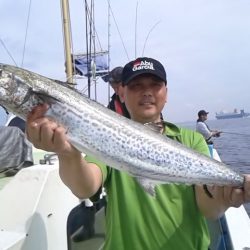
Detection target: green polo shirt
<box><xmin>85</xmin><ymin>121</ymin><xmax>210</xmax><ymax>250</ymax></box>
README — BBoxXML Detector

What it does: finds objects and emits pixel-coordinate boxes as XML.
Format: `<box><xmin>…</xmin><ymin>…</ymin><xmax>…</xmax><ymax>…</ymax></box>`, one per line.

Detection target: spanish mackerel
<box><xmin>0</xmin><ymin>64</ymin><xmax>244</xmax><ymax>193</ymax></box>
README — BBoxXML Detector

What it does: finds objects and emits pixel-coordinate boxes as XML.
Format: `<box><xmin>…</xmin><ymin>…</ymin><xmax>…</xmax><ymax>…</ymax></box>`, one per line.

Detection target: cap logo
<box><xmin>132</xmin><ymin>60</ymin><xmax>155</xmax><ymax>72</ymax></box>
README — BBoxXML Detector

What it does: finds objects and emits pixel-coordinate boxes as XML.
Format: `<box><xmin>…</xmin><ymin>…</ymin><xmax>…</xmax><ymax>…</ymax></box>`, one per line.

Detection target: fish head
<box><xmin>0</xmin><ymin>63</ymin><xmax>36</xmax><ymax>118</ymax></box>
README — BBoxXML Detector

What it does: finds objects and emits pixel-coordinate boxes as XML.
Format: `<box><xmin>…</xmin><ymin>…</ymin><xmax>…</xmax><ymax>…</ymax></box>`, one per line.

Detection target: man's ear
<box><xmin>118</xmin><ymin>86</ymin><xmax>125</xmax><ymax>103</ymax></box>
<box><xmin>165</xmin><ymin>86</ymin><xmax>168</xmax><ymax>103</ymax></box>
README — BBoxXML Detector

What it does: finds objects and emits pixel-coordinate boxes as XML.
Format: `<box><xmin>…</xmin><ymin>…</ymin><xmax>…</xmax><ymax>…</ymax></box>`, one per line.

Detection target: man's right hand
<box><xmin>212</xmin><ymin>130</ymin><xmax>221</xmax><ymax>137</ymax></box>
<box><xmin>26</xmin><ymin>104</ymin><xmax>79</xmax><ymax>156</ymax></box>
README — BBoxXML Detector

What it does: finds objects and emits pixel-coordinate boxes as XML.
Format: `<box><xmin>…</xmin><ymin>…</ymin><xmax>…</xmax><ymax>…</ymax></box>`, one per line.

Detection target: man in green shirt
<box><xmin>85</xmin><ymin>121</ymin><xmax>210</xmax><ymax>250</ymax></box>
<box><xmin>26</xmin><ymin>57</ymin><xmax>250</xmax><ymax>250</ymax></box>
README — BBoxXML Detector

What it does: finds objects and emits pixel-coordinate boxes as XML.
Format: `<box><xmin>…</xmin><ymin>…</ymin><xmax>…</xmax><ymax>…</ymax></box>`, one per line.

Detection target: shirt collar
<box><xmin>162</xmin><ymin>121</ymin><xmax>181</xmax><ymax>137</ymax></box>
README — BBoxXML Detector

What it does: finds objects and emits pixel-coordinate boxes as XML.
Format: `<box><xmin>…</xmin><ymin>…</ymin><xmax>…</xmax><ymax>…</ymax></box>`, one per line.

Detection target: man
<box><xmin>196</xmin><ymin>110</ymin><xmax>221</xmax><ymax>144</ymax></box>
<box><xmin>26</xmin><ymin>57</ymin><xmax>250</xmax><ymax>250</ymax></box>
<box><xmin>0</xmin><ymin>125</ymin><xmax>33</xmax><ymax>177</ymax></box>
<box><xmin>107</xmin><ymin>66</ymin><xmax>130</xmax><ymax>118</ymax></box>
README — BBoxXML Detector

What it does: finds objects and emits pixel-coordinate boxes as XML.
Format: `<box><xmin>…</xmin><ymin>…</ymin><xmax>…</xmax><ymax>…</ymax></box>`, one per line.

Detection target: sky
<box><xmin>0</xmin><ymin>0</ymin><xmax>250</xmax><ymax>125</ymax></box>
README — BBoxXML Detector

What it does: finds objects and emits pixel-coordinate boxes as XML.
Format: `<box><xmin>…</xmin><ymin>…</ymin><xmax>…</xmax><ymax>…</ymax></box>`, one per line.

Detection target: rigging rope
<box><xmin>84</xmin><ymin>1</ymin><xmax>103</xmax><ymax>52</ymax></box>
<box><xmin>21</xmin><ymin>0</ymin><xmax>32</xmax><ymax>68</ymax></box>
<box><xmin>141</xmin><ymin>20</ymin><xmax>161</xmax><ymax>56</ymax></box>
<box><xmin>134</xmin><ymin>1</ymin><xmax>138</xmax><ymax>58</ymax></box>
<box><xmin>106</xmin><ymin>0</ymin><xmax>130</xmax><ymax>61</ymax></box>
<box><xmin>0</xmin><ymin>39</ymin><xmax>17</xmax><ymax>66</ymax></box>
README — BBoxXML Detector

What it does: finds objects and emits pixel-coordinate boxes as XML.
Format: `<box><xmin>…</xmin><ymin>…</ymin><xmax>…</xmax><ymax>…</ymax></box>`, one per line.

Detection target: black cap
<box><xmin>198</xmin><ymin>110</ymin><xmax>209</xmax><ymax>117</ymax></box>
<box><xmin>108</xmin><ymin>67</ymin><xmax>123</xmax><ymax>84</ymax></box>
<box><xmin>122</xmin><ymin>57</ymin><xmax>167</xmax><ymax>86</ymax></box>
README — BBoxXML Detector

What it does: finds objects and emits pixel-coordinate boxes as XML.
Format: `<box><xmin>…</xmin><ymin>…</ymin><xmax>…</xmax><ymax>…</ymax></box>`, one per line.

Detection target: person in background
<box><xmin>1</xmin><ymin>105</ymin><xmax>26</xmax><ymax>133</ymax></box>
<box><xmin>7</xmin><ymin>115</ymin><xmax>26</xmax><ymax>133</ymax></box>
<box><xmin>26</xmin><ymin>57</ymin><xmax>250</xmax><ymax>250</ymax></box>
<box><xmin>0</xmin><ymin>107</ymin><xmax>33</xmax><ymax>177</ymax></box>
<box><xmin>196</xmin><ymin>110</ymin><xmax>221</xmax><ymax>142</ymax></box>
<box><xmin>196</xmin><ymin>110</ymin><xmax>221</xmax><ymax>157</ymax></box>
<box><xmin>107</xmin><ymin>66</ymin><xmax>130</xmax><ymax>118</ymax></box>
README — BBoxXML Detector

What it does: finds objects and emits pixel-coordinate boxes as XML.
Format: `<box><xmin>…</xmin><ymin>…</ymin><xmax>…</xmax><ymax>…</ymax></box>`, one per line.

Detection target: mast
<box><xmin>60</xmin><ymin>0</ymin><xmax>109</xmax><ymax>97</ymax></box>
<box><xmin>60</xmin><ymin>0</ymin><xmax>74</xmax><ymax>84</ymax></box>
<box><xmin>92</xmin><ymin>0</ymin><xmax>97</xmax><ymax>100</ymax></box>
<box><xmin>85</xmin><ymin>0</ymin><xmax>91</xmax><ymax>98</ymax></box>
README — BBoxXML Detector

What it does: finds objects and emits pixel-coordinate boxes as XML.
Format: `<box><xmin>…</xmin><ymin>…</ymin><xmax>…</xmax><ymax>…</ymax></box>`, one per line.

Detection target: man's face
<box><xmin>120</xmin><ymin>74</ymin><xmax>167</xmax><ymax>123</ymax></box>
<box><xmin>200</xmin><ymin>114</ymin><xmax>208</xmax><ymax>121</ymax></box>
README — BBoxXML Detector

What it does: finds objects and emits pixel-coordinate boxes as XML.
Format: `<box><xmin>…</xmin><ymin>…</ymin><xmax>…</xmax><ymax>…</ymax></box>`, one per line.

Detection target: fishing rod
<box><xmin>221</xmin><ymin>131</ymin><xmax>250</xmax><ymax>137</ymax></box>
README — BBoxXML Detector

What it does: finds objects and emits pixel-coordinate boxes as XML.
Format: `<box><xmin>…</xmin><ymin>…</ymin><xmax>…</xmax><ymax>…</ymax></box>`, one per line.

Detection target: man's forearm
<box><xmin>58</xmin><ymin>152</ymin><xmax>102</xmax><ymax>199</ymax></box>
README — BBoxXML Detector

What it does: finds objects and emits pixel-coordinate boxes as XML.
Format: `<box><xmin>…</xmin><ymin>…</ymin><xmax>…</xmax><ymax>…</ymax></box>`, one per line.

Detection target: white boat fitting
<box><xmin>0</xmin><ymin>161</ymin><xmax>80</xmax><ymax>250</ymax></box>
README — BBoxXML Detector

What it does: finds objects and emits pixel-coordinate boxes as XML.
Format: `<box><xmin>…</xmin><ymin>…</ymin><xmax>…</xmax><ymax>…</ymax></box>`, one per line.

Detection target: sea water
<box><xmin>179</xmin><ymin>117</ymin><xmax>250</xmax><ymax>217</ymax></box>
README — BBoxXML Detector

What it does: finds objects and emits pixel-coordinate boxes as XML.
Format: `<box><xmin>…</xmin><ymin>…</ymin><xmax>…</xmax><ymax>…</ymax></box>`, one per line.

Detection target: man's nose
<box><xmin>143</xmin><ymin>88</ymin><xmax>152</xmax><ymax>96</ymax></box>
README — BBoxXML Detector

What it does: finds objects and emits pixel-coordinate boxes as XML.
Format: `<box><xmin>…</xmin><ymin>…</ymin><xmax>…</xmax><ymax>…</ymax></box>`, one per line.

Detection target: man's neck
<box><xmin>132</xmin><ymin>116</ymin><xmax>161</xmax><ymax>124</ymax></box>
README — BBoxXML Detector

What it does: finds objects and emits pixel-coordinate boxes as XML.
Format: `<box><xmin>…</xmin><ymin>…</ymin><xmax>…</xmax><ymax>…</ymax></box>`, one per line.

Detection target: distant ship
<box><xmin>215</xmin><ymin>108</ymin><xmax>250</xmax><ymax>120</ymax></box>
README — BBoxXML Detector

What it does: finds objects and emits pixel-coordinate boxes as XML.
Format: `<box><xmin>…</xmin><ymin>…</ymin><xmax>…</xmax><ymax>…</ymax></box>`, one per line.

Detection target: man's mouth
<box><xmin>140</xmin><ymin>102</ymin><xmax>153</xmax><ymax>106</ymax></box>
<box><xmin>139</xmin><ymin>97</ymin><xmax>154</xmax><ymax>106</ymax></box>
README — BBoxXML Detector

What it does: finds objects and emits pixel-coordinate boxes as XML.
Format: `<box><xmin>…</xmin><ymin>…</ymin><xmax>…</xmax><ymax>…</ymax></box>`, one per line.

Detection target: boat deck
<box><xmin>0</xmin><ymin>177</ymin><xmax>12</xmax><ymax>190</ymax></box>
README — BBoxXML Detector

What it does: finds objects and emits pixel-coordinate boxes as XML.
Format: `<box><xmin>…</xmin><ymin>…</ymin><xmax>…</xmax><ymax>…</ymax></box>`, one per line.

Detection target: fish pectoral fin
<box><xmin>136</xmin><ymin>177</ymin><xmax>156</xmax><ymax>197</ymax></box>
<box><xmin>33</xmin><ymin>91</ymin><xmax>61</xmax><ymax>104</ymax></box>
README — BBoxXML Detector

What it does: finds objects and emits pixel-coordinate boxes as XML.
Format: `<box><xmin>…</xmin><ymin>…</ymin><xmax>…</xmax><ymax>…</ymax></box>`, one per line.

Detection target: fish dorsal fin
<box><xmin>33</xmin><ymin>91</ymin><xmax>61</xmax><ymax>104</ymax></box>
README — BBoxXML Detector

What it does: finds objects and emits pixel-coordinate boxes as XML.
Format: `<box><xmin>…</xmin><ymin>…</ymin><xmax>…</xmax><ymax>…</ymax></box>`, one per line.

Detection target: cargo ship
<box><xmin>215</xmin><ymin>109</ymin><xmax>250</xmax><ymax>120</ymax></box>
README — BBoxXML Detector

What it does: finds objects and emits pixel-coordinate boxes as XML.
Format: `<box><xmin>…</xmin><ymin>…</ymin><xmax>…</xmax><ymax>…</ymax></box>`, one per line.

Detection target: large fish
<box><xmin>0</xmin><ymin>63</ymin><xmax>244</xmax><ymax>193</ymax></box>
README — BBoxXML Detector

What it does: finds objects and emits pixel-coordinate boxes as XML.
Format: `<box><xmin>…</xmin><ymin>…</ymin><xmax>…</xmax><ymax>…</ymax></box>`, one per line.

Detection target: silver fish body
<box><xmin>0</xmin><ymin>63</ymin><xmax>244</xmax><ymax>190</ymax></box>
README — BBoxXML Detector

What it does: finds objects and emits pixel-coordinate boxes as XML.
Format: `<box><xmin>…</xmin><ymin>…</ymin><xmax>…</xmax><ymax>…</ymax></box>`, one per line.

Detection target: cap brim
<box><xmin>123</xmin><ymin>70</ymin><xmax>166</xmax><ymax>85</ymax></box>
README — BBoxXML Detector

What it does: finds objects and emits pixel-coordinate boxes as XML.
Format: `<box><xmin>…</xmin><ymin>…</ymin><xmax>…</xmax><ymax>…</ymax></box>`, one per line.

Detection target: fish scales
<box><xmin>0</xmin><ymin>63</ymin><xmax>244</xmax><ymax>190</ymax></box>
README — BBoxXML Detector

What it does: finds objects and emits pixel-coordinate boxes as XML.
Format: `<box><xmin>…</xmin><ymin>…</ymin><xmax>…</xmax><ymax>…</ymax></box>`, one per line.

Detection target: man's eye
<box><xmin>154</xmin><ymin>82</ymin><xmax>164</xmax><ymax>87</ymax></box>
<box><xmin>131</xmin><ymin>83</ymin><xmax>140</xmax><ymax>88</ymax></box>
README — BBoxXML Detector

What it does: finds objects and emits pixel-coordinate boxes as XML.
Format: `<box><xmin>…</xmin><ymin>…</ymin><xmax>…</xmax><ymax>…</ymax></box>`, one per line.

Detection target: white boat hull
<box><xmin>0</xmin><ymin>164</ymin><xmax>79</xmax><ymax>250</ymax></box>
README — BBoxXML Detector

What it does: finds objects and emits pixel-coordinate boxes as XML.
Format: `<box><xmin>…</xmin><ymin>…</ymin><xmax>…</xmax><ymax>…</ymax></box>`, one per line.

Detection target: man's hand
<box><xmin>206</xmin><ymin>175</ymin><xmax>250</xmax><ymax>208</ymax></box>
<box><xmin>26</xmin><ymin>104</ymin><xmax>78</xmax><ymax>156</ymax></box>
<box><xmin>212</xmin><ymin>130</ymin><xmax>221</xmax><ymax>137</ymax></box>
<box><xmin>197</xmin><ymin>175</ymin><xmax>250</xmax><ymax>219</ymax></box>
